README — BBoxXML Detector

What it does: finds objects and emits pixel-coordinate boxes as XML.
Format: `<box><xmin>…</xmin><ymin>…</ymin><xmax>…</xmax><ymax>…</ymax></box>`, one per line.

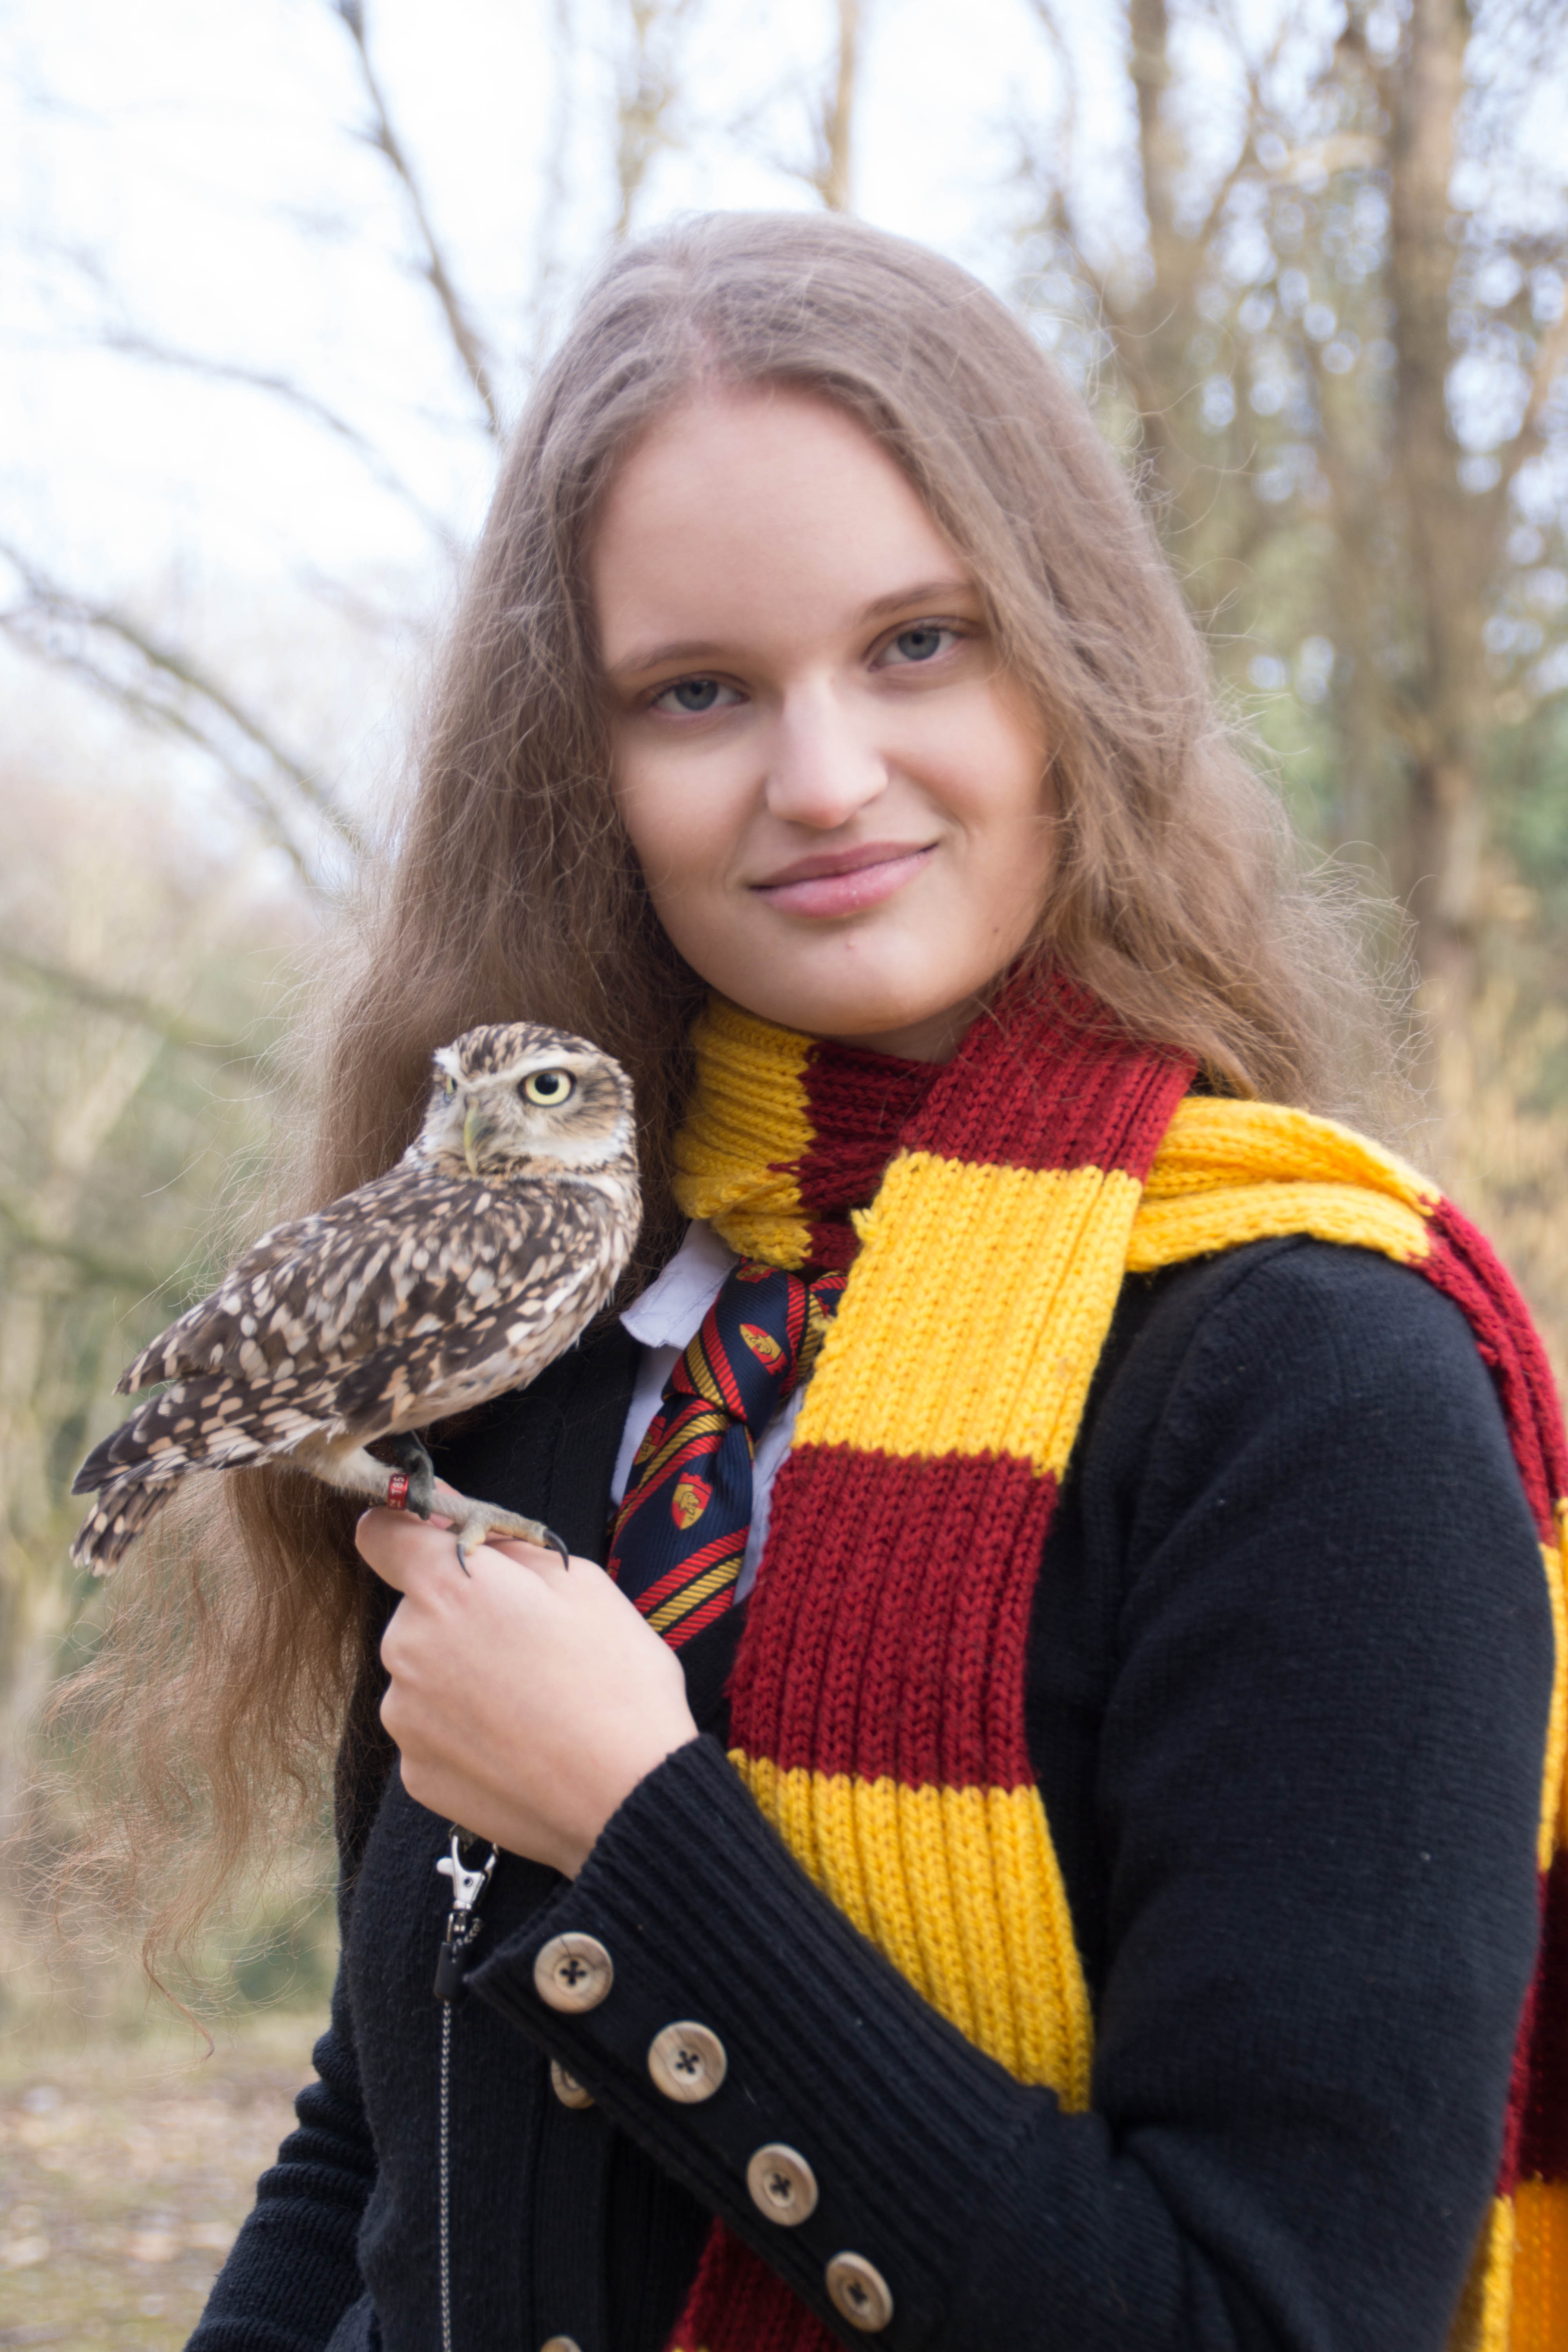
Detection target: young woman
<box><xmin>166</xmin><ymin>213</ymin><xmax>1563</xmax><ymax>2352</ymax></box>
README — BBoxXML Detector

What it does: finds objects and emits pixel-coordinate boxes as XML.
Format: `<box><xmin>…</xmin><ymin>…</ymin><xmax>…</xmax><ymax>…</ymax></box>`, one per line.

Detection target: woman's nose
<box><xmin>762</xmin><ymin>686</ymin><xmax>887</xmax><ymax>831</ymax></box>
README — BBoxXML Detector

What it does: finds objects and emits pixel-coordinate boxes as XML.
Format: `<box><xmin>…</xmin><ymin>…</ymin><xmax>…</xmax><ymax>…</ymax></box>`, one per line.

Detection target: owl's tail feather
<box><xmin>70</xmin><ymin>1473</ymin><xmax>183</xmax><ymax>1576</ymax></box>
<box><xmin>71</xmin><ymin>1376</ymin><xmax>318</xmax><ymax>1573</ymax></box>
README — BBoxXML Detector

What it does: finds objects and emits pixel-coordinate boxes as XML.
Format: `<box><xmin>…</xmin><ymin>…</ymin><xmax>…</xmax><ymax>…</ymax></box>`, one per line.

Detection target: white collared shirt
<box><xmin>611</xmin><ymin>1221</ymin><xmax>809</xmax><ymax>1603</ymax></box>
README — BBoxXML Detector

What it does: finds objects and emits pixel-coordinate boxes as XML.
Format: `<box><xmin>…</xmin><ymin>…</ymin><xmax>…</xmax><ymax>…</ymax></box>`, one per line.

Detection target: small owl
<box><xmin>72</xmin><ymin>1024</ymin><xmax>641</xmax><ymax>1575</ymax></box>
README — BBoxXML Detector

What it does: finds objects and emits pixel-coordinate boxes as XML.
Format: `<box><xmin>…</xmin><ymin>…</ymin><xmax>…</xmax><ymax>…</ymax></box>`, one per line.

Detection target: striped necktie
<box><xmin>607</xmin><ymin>1260</ymin><xmax>846</xmax><ymax>1648</ymax></box>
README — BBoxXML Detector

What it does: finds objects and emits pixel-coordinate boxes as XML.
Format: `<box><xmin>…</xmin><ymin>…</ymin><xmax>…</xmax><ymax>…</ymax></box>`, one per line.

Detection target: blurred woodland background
<box><xmin>2</xmin><ymin>0</ymin><xmax>1567</xmax><ymax>2103</ymax></box>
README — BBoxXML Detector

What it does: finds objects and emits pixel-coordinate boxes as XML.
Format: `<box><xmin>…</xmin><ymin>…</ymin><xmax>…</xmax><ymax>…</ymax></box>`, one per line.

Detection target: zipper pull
<box><xmin>434</xmin><ymin>1828</ymin><xmax>497</xmax><ymax>2004</ymax></box>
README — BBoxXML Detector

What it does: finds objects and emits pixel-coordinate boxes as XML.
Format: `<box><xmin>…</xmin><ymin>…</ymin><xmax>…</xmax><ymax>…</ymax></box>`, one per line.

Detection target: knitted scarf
<box><xmin>663</xmin><ymin>981</ymin><xmax>1567</xmax><ymax>2352</ymax></box>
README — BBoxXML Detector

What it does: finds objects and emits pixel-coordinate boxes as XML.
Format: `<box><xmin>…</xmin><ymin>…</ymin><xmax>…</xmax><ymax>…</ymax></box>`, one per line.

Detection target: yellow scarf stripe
<box><xmin>1142</xmin><ymin>1096</ymin><xmax>1439</xmax><ymax>1208</ymax></box>
<box><xmin>1510</xmin><ymin>2182</ymin><xmax>1568</xmax><ymax>2352</ymax></box>
<box><xmin>797</xmin><ymin>1156</ymin><xmax>1142</xmax><ymax>1476</ymax></box>
<box><xmin>735</xmin><ymin>1758</ymin><xmax>1094</xmax><ymax>2107</ymax></box>
<box><xmin>1131</xmin><ymin>1096</ymin><xmax>1434</xmax><ymax>1269</ymax></box>
<box><xmin>1450</xmin><ymin>2198</ymin><xmax>1518</xmax><ymax>2352</ymax></box>
<box><xmin>673</xmin><ymin>999</ymin><xmax>815</xmax><ymax>1267</ymax></box>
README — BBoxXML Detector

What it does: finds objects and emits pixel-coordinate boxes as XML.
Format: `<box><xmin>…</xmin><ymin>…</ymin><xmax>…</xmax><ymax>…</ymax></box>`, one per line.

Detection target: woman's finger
<box><xmin>355</xmin><ymin>1505</ymin><xmax>462</xmax><ymax>1590</ymax></box>
<box><xmin>486</xmin><ymin>1533</ymin><xmax>576</xmax><ymax>1583</ymax></box>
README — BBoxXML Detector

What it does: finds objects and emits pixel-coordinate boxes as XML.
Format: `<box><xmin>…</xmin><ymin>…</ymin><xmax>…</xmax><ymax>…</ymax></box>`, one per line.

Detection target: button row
<box><xmin>534</xmin><ymin>1934</ymin><xmax>893</xmax><ymax>2331</ymax></box>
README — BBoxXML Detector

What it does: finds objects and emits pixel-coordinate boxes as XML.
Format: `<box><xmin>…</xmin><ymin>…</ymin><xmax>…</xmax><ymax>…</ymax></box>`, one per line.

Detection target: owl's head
<box><xmin>414</xmin><ymin>1024</ymin><xmax>637</xmax><ymax>1181</ymax></box>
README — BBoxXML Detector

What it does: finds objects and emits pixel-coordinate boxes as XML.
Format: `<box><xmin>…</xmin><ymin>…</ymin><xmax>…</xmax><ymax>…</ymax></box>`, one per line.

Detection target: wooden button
<box><xmin>825</xmin><ymin>2251</ymin><xmax>894</xmax><ymax>2332</ymax></box>
<box><xmin>745</xmin><ymin>2141</ymin><xmax>818</xmax><ymax>2225</ymax></box>
<box><xmin>550</xmin><ymin>2060</ymin><xmax>594</xmax><ymax>2110</ymax></box>
<box><xmin>648</xmin><ymin>2021</ymin><xmax>728</xmax><ymax>2103</ymax></box>
<box><xmin>533</xmin><ymin>1933</ymin><xmax>613</xmax><ymax>2013</ymax></box>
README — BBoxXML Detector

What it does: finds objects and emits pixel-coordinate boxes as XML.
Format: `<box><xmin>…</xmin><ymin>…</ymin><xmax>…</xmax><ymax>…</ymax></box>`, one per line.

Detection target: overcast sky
<box><xmin>0</xmin><ymin>0</ymin><xmax>1125</xmax><ymax>844</ymax></box>
<box><xmin>0</xmin><ymin>1</ymin><xmax>1094</xmax><ymax>587</ymax></box>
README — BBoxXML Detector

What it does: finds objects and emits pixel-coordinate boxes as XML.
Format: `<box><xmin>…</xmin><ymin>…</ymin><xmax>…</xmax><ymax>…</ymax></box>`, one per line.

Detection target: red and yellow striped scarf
<box><xmin>666</xmin><ymin>983</ymin><xmax>1567</xmax><ymax>2352</ymax></box>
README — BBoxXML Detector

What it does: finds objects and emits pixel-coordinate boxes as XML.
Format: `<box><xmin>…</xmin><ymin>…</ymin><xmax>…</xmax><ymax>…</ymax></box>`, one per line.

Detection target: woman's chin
<box><xmin>717</xmin><ymin>974</ymin><xmax>980</xmax><ymax>1062</ymax></box>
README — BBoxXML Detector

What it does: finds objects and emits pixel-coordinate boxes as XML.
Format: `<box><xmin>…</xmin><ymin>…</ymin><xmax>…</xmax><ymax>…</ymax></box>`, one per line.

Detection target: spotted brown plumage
<box><xmin>71</xmin><ymin>1024</ymin><xmax>642</xmax><ymax>1574</ymax></box>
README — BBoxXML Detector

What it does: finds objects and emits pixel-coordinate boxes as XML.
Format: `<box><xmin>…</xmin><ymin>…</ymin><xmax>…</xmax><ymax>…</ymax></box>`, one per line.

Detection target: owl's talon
<box><xmin>431</xmin><ymin>1481</ymin><xmax>573</xmax><ymax>1576</ymax></box>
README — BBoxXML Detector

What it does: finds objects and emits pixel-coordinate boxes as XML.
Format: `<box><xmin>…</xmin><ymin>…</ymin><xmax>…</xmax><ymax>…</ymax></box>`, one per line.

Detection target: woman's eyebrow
<box><xmin>605</xmin><ymin>637</ymin><xmax>722</xmax><ymax>682</ymax></box>
<box><xmin>856</xmin><ymin>577</ymin><xmax>978</xmax><ymax>623</ymax></box>
<box><xmin>606</xmin><ymin>580</ymin><xmax>980</xmax><ymax>683</ymax></box>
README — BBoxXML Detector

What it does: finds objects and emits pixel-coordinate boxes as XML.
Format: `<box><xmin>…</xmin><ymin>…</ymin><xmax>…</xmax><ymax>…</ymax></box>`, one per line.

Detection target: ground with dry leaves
<box><xmin>0</xmin><ymin>2009</ymin><xmax>326</xmax><ymax>2348</ymax></box>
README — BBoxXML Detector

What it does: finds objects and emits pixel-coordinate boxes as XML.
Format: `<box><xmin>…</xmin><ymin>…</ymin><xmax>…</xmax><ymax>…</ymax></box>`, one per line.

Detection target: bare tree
<box><xmin>612</xmin><ymin>0</ymin><xmax>702</xmax><ymax>240</ymax></box>
<box><xmin>1022</xmin><ymin>0</ymin><xmax>1568</xmax><ymax>1062</ymax></box>
<box><xmin>333</xmin><ymin>0</ymin><xmax>503</xmax><ymax>437</ymax></box>
<box><xmin>812</xmin><ymin>0</ymin><xmax>863</xmax><ymax>214</ymax></box>
<box><xmin>0</xmin><ymin>775</ymin><xmax>299</xmax><ymax>1844</ymax></box>
<box><xmin>0</xmin><ymin>540</ymin><xmax>365</xmax><ymax>884</ymax></box>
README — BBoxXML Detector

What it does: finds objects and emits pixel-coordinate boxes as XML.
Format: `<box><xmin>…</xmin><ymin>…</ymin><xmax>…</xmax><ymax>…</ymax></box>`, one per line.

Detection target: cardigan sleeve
<box><xmin>469</xmin><ymin>1241</ymin><xmax>1554</xmax><ymax>2352</ymax></box>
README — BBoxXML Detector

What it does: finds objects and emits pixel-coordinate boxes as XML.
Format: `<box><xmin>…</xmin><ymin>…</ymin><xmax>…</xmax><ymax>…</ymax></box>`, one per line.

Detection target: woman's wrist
<box><xmin>549</xmin><ymin>1711</ymin><xmax>701</xmax><ymax>1878</ymax></box>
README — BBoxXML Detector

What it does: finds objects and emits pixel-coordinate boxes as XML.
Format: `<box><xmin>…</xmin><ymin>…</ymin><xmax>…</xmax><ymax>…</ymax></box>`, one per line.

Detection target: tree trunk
<box><xmin>1381</xmin><ymin>0</ymin><xmax>1491</xmax><ymax>1045</ymax></box>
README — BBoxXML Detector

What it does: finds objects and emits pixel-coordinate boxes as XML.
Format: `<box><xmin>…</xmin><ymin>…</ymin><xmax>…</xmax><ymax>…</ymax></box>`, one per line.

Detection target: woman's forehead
<box><xmin>590</xmin><ymin>389</ymin><xmax>969</xmax><ymax>668</ymax></box>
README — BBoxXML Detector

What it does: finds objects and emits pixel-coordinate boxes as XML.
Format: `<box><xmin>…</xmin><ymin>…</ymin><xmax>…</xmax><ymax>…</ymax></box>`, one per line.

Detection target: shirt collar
<box><xmin>620</xmin><ymin>1220</ymin><xmax>738</xmax><ymax>1351</ymax></box>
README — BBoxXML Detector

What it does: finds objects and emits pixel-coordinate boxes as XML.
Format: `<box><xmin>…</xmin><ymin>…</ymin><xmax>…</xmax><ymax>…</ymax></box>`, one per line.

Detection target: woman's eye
<box><xmin>880</xmin><ymin>624</ymin><xmax>958</xmax><ymax>667</ymax></box>
<box><xmin>650</xmin><ymin>677</ymin><xmax>738</xmax><ymax>716</ymax></box>
<box><xmin>521</xmin><ymin>1069</ymin><xmax>575</xmax><ymax>1106</ymax></box>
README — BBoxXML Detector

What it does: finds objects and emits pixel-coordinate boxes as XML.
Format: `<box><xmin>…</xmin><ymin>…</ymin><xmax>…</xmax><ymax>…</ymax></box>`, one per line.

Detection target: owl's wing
<box><xmin>117</xmin><ymin>1163</ymin><xmax>613</xmax><ymax>1396</ymax></box>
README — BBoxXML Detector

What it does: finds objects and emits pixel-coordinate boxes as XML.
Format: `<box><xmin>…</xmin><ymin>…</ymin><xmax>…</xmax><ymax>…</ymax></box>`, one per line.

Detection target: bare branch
<box><xmin>521</xmin><ymin>0</ymin><xmax>579</xmax><ymax>362</ymax></box>
<box><xmin>0</xmin><ymin>946</ymin><xmax>258</xmax><ymax>1059</ymax></box>
<box><xmin>99</xmin><ymin>330</ymin><xmax>462</xmax><ymax>555</ymax></box>
<box><xmin>1025</xmin><ymin>0</ymin><xmax>1079</xmax><ymax>170</ymax></box>
<box><xmin>1515</xmin><ymin>300</ymin><xmax>1568</xmax><ymax>455</ymax></box>
<box><xmin>612</xmin><ymin>0</ymin><xmax>700</xmax><ymax>240</ymax></box>
<box><xmin>0</xmin><ymin>619</ymin><xmax>315</xmax><ymax>884</ymax></box>
<box><xmin>0</xmin><ymin>539</ymin><xmax>364</xmax><ymax>864</ymax></box>
<box><xmin>815</xmin><ymin>0</ymin><xmax>862</xmax><ymax>214</ymax></box>
<box><xmin>331</xmin><ymin>0</ymin><xmax>501</xmax><ymax>437</ymax></box>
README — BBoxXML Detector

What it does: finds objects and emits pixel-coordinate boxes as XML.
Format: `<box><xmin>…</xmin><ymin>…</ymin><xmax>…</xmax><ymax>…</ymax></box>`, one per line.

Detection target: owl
<box><xmin>71</xmin><ymin>1024</ymin><xmax>641</xmax><ymax>1576</ymax></box>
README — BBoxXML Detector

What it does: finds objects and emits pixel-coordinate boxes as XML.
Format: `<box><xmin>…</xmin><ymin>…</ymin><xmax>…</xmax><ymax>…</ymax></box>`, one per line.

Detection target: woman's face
<box><xmin>593</xmin><ymin>387</ymin><xmax>1053</xmax><ymax>1060</ymax></box>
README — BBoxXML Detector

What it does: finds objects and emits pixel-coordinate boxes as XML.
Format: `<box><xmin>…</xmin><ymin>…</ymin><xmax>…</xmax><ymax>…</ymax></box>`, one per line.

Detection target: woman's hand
<box><xmin>358</xmin><ymin>1508</ymin><xmax>699</xmax><ymax>1877</ymax></box>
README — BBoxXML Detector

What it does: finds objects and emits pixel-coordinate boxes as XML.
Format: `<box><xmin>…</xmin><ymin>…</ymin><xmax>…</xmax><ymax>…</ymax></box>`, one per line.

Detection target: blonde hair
<box><xmin>58</xmin><ymin>210</ymin><xmax>1394</xmax><ymax>1965</ymax></box>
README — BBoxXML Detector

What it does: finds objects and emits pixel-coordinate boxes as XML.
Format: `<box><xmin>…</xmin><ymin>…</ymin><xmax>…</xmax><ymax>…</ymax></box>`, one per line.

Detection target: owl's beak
<box><xmin>462</xmin><ymin>1108</ymin><xmax>494</xmax><ymax>1176</ymax></box>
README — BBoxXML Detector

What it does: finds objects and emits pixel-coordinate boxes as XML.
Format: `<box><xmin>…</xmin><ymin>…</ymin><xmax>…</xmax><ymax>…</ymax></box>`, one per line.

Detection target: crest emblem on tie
<box><xmin>671</xmin><ymin>1472</ymin><xmax>712</xmax><ymax>1530</ymax></box>
<box><xmin>740</xmin><ymin>1323</ymin><xmax>784</xmax><ymax>1370</ymax></box>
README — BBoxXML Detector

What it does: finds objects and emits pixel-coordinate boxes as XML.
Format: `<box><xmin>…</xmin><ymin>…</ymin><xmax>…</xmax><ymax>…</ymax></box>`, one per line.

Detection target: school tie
<box><xmin>607</xmin><ymin>1260</ymin><xmax>847</xmax><ymax>1647</ymax></box>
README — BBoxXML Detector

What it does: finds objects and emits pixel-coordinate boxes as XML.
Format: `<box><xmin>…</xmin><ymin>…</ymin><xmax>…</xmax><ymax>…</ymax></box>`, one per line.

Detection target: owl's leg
<box><xmin>426</xmin><ymin>1482</ymin><xmax>573</xmax><ymax>1576</ymax></box>
<box><xmin>383</xmin><ymin>1431</ymin><xmax>437</xmax><ymax>1520</ymax></box>
<box><xmin>294</xmin><ymin>1436</ymin><xmax>569</xmax><ymax>1576</ymax></box>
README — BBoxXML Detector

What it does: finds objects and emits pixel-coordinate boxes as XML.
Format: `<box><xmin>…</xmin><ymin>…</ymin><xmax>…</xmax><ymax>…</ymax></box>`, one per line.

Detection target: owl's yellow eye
<box><xmin>522</xmin><ymin>1069</ymin><xmax>575</xmax><ymax>1107</ymax></box>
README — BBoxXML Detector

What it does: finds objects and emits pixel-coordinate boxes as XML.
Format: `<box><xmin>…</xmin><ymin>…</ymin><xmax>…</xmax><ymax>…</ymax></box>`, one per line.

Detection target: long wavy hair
<box><xmin>55</xmin><ymin>210</ymin><xmax>1396</xmax><ymax>1967</ymax></box>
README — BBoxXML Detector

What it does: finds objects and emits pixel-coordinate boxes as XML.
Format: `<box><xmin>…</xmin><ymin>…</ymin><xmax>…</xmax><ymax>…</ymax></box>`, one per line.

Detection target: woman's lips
<box><xmin>751</xmin><ymin>843</ymin><xmax>936</xmax><ymax>918</ymax></box>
